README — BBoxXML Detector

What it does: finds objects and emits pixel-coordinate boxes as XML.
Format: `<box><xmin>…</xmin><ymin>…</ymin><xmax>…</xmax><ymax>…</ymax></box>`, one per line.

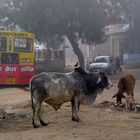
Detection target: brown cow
<box><xmin>112</xmin><ymin>74</ymin><xmax>135</xmax><ymax>105</ymax></box>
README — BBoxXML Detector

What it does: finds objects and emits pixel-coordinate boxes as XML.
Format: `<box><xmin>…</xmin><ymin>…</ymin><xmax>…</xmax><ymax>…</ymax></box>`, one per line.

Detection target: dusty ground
<box><xmin>0</xmin><ymin>68</ymin><xmax>140</xmax><ymax>140</ymax></box>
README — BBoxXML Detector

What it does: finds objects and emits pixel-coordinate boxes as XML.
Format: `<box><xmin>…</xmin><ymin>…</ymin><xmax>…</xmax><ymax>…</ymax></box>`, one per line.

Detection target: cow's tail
<box><xmin>31</xmin><ymin>85</ymin><xmax>34</xmax><ymax>110</ymax></box>
<box><xmin>29</xmin><ymin>77</ymin><xmax>34</xmax><ymax>111</ymax></box>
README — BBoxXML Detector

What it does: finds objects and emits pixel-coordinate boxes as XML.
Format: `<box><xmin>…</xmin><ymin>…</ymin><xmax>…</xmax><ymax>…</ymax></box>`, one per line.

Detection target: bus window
<box><xmin>1</xmin><ymin>53</ymin><xmax>19</xmax><ymax>64</ymax></box>
<box><xmin>0</xmin><ymin>37</ymin><xmax>6</xmax><ymax>51</ymax></box>
<box><xmin>14</xmin><ymin>38</ymin><xmax>32</xmax><ymax>52</ymax></box>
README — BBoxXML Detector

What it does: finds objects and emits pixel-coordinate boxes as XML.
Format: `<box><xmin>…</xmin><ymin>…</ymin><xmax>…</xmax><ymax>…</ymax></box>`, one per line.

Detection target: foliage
<box><xmin>0</xmin><ymin>0</ymin><xmax>129</xmax><ymax>68</ymax></box>
<box><xmin>6</xmin><ymin>0</ymin><xmax>106</xmax><ymax>43</ymax></box>
<box><xmin>0</xmin><ymin>0</ymin><xmax>11</xmax><ymax>25</ymax></box>
<box><xmin>1</xmin><ymin>0</ymin><xmax>130</xmax><ymax>41</ymax></box>
<box><xmin>100</xmin><ymin>0</ymin><xmax>130</xmax><ymax>24</ymax></box>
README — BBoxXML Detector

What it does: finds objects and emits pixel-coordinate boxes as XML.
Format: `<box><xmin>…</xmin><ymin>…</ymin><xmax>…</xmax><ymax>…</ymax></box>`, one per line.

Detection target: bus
<box><xmin>0</xmin><ymin>30</ymin><xmax>35</xmax><ymax>85</ymax></box>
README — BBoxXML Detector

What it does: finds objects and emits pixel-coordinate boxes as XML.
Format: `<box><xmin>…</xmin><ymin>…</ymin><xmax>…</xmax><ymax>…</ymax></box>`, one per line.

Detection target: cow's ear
<box><xmin>96</xmin><ymin>77</ymin><xmax>101</xmax><ymax>84</ymax></box>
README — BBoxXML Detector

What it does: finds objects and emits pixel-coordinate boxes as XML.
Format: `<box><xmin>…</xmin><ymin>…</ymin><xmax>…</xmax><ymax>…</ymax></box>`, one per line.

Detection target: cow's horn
<box><xmin>96</xmin><ymin>77</ymin><xmax>101</xmax><ymax>84</ymax></box>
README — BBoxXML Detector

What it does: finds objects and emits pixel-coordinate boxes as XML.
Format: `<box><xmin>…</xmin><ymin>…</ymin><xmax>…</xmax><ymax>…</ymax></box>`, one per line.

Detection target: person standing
<box><xmin>115</xmin><ymin>56</ymin><xmax>122</xmax><ymax>72</ymax></box>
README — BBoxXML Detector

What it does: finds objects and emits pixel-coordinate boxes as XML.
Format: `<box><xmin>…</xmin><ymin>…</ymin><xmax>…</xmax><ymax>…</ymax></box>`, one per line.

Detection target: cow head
<box><xmin>96</xmin><ymin>71</ymin><xmax>113</xmax><ymax>90</ymax></box>
<box><xmin>85</xmin><ymin>70</ymin><xmax>113</xmax><ymax>94</ymax></box>
<box><xmin>74</xmin><ymin>67</ymin><xmax>113</xmax><ymax>92</ymax></box>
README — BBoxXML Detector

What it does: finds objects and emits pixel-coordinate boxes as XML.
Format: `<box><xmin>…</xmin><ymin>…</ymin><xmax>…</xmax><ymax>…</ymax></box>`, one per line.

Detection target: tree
<box><xmin>131</xmin><ymin>0</ymin><xmax>140</xmax><ymax>45</ymax></box>
<box><xmin>0</xmin><ymin>0</ymin><xmax>11</xmax><ymax>26</ymax></box>
<box><xmin>101</xmin><ymin>0</ymin><xmax>130</xmax><ymax>24</ymax></box>
<box><xmin>108</xmin><ymin>0</ymin><xmax>140</xmax><ymax>48</ymax></box>
<box><xmin>4</xmin><ymin>0</ymin><xmax>126</xmax><ymax>69</ymax></box>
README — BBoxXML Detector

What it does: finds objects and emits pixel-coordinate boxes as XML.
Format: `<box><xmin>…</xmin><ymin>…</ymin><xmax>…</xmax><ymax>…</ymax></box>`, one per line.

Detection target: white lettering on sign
<box><xmin>21</xmin><ymin>58</ymin><xmax>31</xmax><ymax>63</ymax></box>
<box><xmin>5</xmin><ymin>66</ymin><xmax>17</xmax><ymax>72</ymax></box>
<box><xmin>0</xmin><ymin>67</ymin><xmax>2</xmax><ymax>71</ymax></box>
<box><xmin>21</xmin><ymin>66</ymin><xmax>34</xmax><ymax>72</ymax></box>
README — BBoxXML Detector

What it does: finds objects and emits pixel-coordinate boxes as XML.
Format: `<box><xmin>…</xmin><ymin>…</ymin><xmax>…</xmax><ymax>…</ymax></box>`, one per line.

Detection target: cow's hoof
<box><xmin>75</xmin><ymin>118</ymin><xmax>81</xmax><ymax>122</ymax></box>
<box><xmin>40</xmin><ymin>120</ymin><xmax>49</xmax><ymax>126</ymax></box>
<box><xmin>72</xmin><ymin>117</ymin><xmax>81</xmax><ymax>122</ymax></box>
<box><xmin>72</xmin><ymin>117</ymin><xmax>76</xmax><ymax>121</ymax></box>
<box><xmin>33</xmin><ymin>124</ymin><xmax>41</xmax><ymax>128</ymax></box>
<box><xmin>33</xmin><ymin>122</ymin><xmax>41</xmax><ymax>128</ymax></box>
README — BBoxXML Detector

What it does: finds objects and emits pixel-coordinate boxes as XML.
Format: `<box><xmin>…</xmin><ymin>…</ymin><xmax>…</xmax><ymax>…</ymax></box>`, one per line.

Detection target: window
<box><xmin>95</xmin><ymin>57</ymin><xmax>108</xmax><ymax>63</ymax></box>
<box><xmin>14</xmin><ymin>38</ymin><xmax>33</xmax><ymax>52</ymax></box>
<box><xmin>1</xmin><ymin>53</ymin><xmax>19</xmax><ymax>64</ymax></box>
<box><xmin>0</xmin><ymin>37</ymin><xmax>6</xmax><ymax>51</ymax></box>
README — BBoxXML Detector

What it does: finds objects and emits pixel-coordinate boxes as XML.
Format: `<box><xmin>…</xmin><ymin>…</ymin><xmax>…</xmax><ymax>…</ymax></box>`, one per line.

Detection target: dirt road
<box><xmin>0</xmin><ymin>68</ymin><xmax>140</xmax><ymax>140</ymax></box>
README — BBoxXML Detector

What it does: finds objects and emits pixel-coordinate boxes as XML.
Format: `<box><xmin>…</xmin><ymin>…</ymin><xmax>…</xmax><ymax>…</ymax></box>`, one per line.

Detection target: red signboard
<box><xmin>0</xmin><ymin>64</ymin><xmax>35</xmax><ymax>85</ymax></box>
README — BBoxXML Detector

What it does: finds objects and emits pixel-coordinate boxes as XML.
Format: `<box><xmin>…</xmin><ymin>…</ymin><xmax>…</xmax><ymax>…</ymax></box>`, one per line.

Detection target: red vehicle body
<box><xmin>0</xmin><ymin>31</ymin><xmax>35</xmax><ymax>85</ymax></box>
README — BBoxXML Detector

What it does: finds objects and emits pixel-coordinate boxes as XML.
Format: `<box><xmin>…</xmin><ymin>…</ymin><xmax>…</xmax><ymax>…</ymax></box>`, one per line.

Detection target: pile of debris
<box><xmin>96</xmin><ymin>101</ymin><xmax>140</xmax><ymax>112</ymax></box>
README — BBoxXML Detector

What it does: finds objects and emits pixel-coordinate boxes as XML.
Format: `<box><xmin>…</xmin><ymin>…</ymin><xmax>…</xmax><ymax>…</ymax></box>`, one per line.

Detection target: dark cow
<box><xmin>112</xmin><ymin>74</ymin><xmax>135</xmax><ymax>105</ymax></box>
<box><xmin>30</xmin><ymin>67</ymin><xmax>113</xmax><ymax>128</ymax></box>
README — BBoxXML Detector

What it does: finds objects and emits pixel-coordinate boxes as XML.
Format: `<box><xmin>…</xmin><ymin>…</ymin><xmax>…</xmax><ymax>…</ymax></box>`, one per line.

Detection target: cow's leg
<box><xmin>32</xmin><ymin>88</ymin><xmax>49</xmax><ymax>128</ymax></box>
<box><xmin>71</xmin><ymin>95</ymin><xmax>80</xmax><ymax>122</ymax></box>
<box><xmin>134</xmin><ymin>104</ymin><xmax>137</xmax><ymax>112</ymax></box>
<box><xmin>32</xmin><ymin>90</ymin><xmax>38</xmax><ymax>127</ymax></box>
<box><xmin>125</xmin><ymin>102</ymin><xmax>128</xmax><ymax>111</ymax></box>
<box><xmin>33</xmin><ymin>102</ymin><xmax>48</xmax><ymax>127</ymax></box>
<box><xmin>128</xmin><ymin>103</ymin><xmax>131</xmax><ymax>112</ymax></box>
<box><xmin>38</xmin><ymin>107</ymin><xmax>49</xmax><ymax>126</ymax></box>
<box><xmin>71</xmin><ymin>99</ymin><xmax>76</xmax><ymax>121</ymax></box>
<box><xmin>33</xmin><ymin>102</ymin><xmax>42</xmax><ymax>128</ymax></box>
<box><xmin>32</xmin><ymin>89</ymin><xmax>45</xmax><ymax>128</ymax></box>
<box><xmin>71</xmin><ymin>99</ymin><xmax>74</xmax><ymax>120</ymax></box>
